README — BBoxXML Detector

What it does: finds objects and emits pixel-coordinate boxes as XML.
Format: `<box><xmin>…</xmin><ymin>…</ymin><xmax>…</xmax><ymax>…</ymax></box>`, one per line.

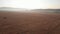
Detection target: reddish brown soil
<box><xmin>0</xmin><ymin>11</ymin><xmax>60</xmax><ymax>34</ymax></box>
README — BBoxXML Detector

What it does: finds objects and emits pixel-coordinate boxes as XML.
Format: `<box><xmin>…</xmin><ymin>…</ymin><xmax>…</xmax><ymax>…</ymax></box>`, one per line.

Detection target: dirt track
<box><xmin>0</xmin><ymin>11</ymin><xmax>60</xmax><ymax>34</ymax></box>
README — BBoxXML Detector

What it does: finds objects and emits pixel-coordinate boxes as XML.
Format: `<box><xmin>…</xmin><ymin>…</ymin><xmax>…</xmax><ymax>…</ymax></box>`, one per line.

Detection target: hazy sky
<box><xmin>0</xmin><ymin>0</ymin><xmax>60</xmax><ymax>9</ymax></box>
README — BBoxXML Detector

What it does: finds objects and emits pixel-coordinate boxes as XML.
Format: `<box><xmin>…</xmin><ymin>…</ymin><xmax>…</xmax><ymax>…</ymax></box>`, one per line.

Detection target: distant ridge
<box><xmin>0</xmin><ymin>7</ymin><xmax>28</xmax><ymax>11</ymax></box>
<box><xmin>31</xmin><ymin>9</ymin><xmax>60</xmax><ymax>11</ymax></box>
<box><xmin>31</xmin><ymin>9</ymin><xmax>60</xmax><ymax>13</ymax></box>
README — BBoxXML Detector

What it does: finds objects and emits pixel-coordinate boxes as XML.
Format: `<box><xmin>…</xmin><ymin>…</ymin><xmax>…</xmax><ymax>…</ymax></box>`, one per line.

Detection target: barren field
<box><xmin>0</xmin><ymin>11</ymin><xmax>60</xmax><ymax>34</ymax></box>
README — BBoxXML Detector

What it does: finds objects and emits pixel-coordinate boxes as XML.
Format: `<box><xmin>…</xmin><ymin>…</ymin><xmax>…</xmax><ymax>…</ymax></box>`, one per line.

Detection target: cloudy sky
<box><xmin>0</xmin><ymin>0</ymin><xmax>60</xmax><ymax>9</ymax></box>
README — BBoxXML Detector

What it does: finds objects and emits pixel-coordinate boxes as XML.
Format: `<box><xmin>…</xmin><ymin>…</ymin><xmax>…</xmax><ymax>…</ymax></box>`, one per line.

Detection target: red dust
<box><xmin>0</xmin><ymin>11</ymin><xmax>60</xmax><ymax>34</ymax></box>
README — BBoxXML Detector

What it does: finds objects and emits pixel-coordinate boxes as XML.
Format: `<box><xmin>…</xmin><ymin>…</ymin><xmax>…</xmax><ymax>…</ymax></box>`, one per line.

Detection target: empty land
<box><xmin>0</xmin><ymin>11</ymin><xmax>60</xmax><ymax>34</ymax></box>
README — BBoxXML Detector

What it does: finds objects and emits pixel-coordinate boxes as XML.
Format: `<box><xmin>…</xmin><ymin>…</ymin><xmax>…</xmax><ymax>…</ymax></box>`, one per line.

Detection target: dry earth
<box><xmin>0</xmin><ymin>11</ymin><xmax>60</xmax><ymax>34</ymax></box>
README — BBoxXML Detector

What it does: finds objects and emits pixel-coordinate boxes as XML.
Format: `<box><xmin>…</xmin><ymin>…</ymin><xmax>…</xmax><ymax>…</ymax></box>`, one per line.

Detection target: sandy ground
<box><xmin>0</xmin><ymin>11</ymin><xmax>60</xmax><ymax>34</ymax></box>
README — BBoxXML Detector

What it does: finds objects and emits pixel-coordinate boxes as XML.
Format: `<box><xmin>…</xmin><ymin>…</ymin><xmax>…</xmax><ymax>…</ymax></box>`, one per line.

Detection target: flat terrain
<box><xmin>0</xmin><ymin>11</ymin><xmax>60</xmax><ymax>34</ymax></box>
